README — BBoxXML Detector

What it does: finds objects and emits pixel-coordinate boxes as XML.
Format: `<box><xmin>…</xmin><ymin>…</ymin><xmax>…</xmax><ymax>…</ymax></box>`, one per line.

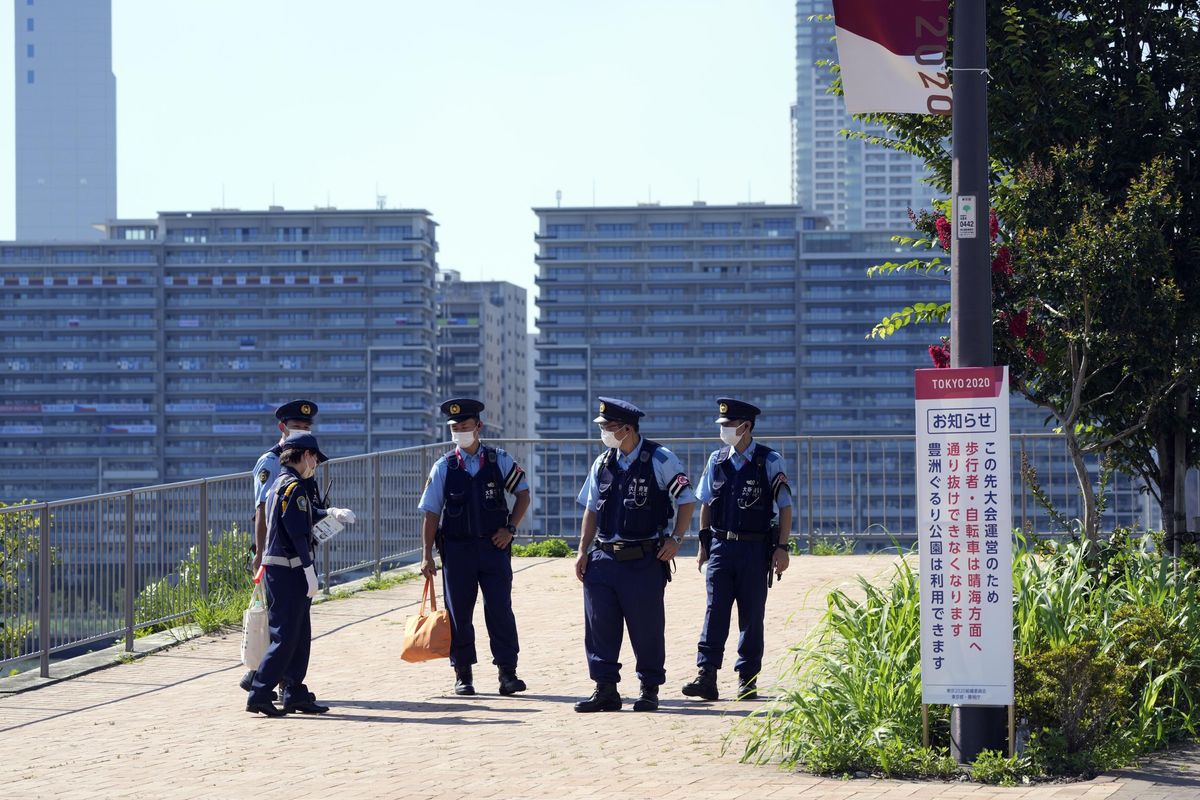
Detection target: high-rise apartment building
<box><xmin>534</xmin><ymin>203</ymin><xmax>828</xmax><ymax>441</ymax></box>
<box><xmin>0</xmin><ymin>207</ymin><xmax>439</xmax><ymax>502</ymax></box>
<box><xmin>532</xmin><ymin>205</ymin><xmax>1153</xmax><ymax>536</ymax></box>
<box><xmin>436</xmin><ymin>272</ymin><xmax>528</xmax><ymax>438</ymax></box>
<box><xmin>14</xmin><ymin>0</ymin><xmax>117</xmax><ymax>240</ymax></box>
<box><xmin>792</xmin><ymin>0</ymin><xmax>934</xmax><ymax>229</ymax></box>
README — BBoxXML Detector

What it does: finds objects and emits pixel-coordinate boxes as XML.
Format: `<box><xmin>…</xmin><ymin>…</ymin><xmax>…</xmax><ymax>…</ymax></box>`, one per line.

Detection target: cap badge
<box><xmin>300</xmin><ymin>404</ymin><xmax>312</xmax><ymax>416</ymax></box>
<box><xmin>599</xmin><ymin>401</ymin><xmax>606</xmax><ymax>413</ymax></box>
<box><xmin>719</xmin><ymin>402</ymin><xmax>728</xmax><ymax>414</ymax></box>
<box><xmin>449</xmin><ymin>403</ymin><xmax>461</xmax><ymax>415</ymax></box>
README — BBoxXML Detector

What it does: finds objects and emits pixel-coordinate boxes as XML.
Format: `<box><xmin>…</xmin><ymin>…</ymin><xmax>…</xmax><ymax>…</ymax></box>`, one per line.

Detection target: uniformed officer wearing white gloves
<box><xmin>245</xmin><ymin>432</ymin><xmax>355</xmax><ymax>717</ymax></box>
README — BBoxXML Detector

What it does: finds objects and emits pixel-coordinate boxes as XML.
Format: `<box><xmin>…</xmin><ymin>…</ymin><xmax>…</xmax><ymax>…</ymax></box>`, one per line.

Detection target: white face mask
<box><xmin>719</xmin><ymin>424</ymin><xmax>744</xmax><ymax>447</ymax></box>
<box><xmin>451</xmin><ymin>429</ymin><xmax>477</xmax><ymax>448</ymax></box>
<box><xmin>285</xmin><ymin>427</ymin><xmax>309</xmax><ymax>438</ymax></box>
<box><xmin>600</xmin><ymin>429</ymin><xmax>623</xmax><ymax>449</ymax></box>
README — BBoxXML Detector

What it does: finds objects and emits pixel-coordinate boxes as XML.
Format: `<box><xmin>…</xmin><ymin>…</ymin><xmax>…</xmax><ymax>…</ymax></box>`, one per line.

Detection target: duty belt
<box><xmin>713</xmin><ymin>529</ymin><xmax>768</xmax><ymax>543</ymax></box>
<box><xmin>262</xmin><ymin>555</ymin><xmax>303</xmax><ymax>568</ymax></box>
<box><xmin>595</xmin><ymin>538</ymin><xmax>659</xmax><ymax>560</ymax></box>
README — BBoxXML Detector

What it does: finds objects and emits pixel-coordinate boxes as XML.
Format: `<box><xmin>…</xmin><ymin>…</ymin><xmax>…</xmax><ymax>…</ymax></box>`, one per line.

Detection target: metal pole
<box><xmin>806</xmin><ymin>438</ymin><xmax>814</xmax><ymax>554</ymax></box>
<box><xmin>124</xmin><ymin>492</ymin><xmax>136</xmax><ymax>652</ymax></box>
<box><xmin>373</xmin><ymin>453</ymin><xmax>382</xmax><ymax>576</ymax></box>
<box><xmin>949</xmin><ymin>0</ymin><xmax>1003</xmax><ymax>762</ymax></box>
<box><xmin>39</xmin><ymin>504</ymin><xmax>50</xmax><ymax>679</ymax></box>
<box><xmin>199</xmin><ymin>480</ymin><xmax>209</xmax><ymax>598</ymax></box>
<box><xmin>949</xmin><ymin>2</ymin><xmax>992</xmax><ymax>366</ymax></box>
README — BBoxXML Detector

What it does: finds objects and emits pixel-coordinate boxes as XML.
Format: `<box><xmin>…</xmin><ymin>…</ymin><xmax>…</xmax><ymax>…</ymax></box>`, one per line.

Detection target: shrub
<box><xmin>134</xmin><ymin>526</ymin><xmax>253</xmax><ymax>633</ymax></box>
<box><xmin>1015</xmin><ymin>640</ymin><xmax>1131</xmax><ymax>754</ymax></box>
<box><xmin>971</xmin><ymin>749</ymin><xmax>1032</xmax><ymax>786</ymax></box>
<box><xmin>810</xmin><ymin>536</ymin><xmax>856</xmax><ymax>556</ymax></box>
<box><xmin>511</xmin><ymin>538</ymin><xmax>573</xmax><ymax>558</ymax></box>
<box><xmin>736</xmin><ymin>532</ymin><xmax>1200</xmax><ymax>780</ymax></box>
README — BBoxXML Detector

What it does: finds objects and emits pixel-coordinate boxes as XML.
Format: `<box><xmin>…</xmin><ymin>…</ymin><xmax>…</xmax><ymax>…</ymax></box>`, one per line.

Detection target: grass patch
<box><xmin>362</xmin><ymin>570</ymin><xmax>422</xmax><ymax>591</ymax></box>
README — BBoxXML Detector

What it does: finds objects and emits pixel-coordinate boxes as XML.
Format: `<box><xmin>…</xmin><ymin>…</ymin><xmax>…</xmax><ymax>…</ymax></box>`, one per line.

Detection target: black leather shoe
<box><xmin>284</xmin><ymin>699</ymin><xmax>330</xmax><ymax>714</ymax></box>
<box><xmin>681</xmin><ymin>666</ymin><xmax>719</xmax><ymax>701</ymax></box>
<box><xmin>574</xmin><ymin>681</ymin><xmax>621</xmax><ymax>712</ymax></box>
<box><xmin>498</xmin><ymin>666</ymin><xmax>527</xmax><ymax>696</ymax></box>
<box><xmin>737</xmin><ymin>675</ymin><xmax>759</xmax><ymax>700</ymax></box>
<box><xmin>245</xmin><ymin>701</ymin><xmax>286</xmax><ymax>717</ymax></box>
<box><xmin>632</xmin><ymin>682</ymin><xmax>659</xmax><ymax>712</ymax></box>
<box><xmin>454</xmin><ymin>665</ymin><xmax>476</xmax><ymax>696</ymax></box>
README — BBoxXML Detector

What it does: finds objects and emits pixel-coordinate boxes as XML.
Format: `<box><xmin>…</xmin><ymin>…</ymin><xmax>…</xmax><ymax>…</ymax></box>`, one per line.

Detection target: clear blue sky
<box><xmin>1</xmin><ymin>0</ymin><xmax>796</xmax><ymax>322</ymax></box>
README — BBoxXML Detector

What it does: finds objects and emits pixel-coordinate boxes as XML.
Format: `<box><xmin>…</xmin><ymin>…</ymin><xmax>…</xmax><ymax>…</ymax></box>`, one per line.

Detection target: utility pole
<box><xmin>948</xmin><ymin>0</ymin><xmax>1007</xmax><ymax>762</ymax></box>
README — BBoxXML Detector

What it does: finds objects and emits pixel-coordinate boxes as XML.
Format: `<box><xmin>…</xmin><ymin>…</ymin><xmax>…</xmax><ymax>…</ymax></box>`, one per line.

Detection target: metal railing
<box><xmin>0</xmin><ymin>434</ymin><xmax>1156</xmax><ymax>676</ymax></box>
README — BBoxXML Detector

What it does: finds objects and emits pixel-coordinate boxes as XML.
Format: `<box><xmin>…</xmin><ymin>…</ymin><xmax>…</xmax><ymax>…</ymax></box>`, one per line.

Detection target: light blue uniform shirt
<box><xmin>252</xmin><ymin>448</ymin><xmax>282</xmax><ymax>506</ymax></box>
<box><xmin>695</xmin><ymin>440</ymin><xmax>792</xmax><ymax>510</ymax></box>
<box><xmin>577</xmin><ymin>437</ymin><xmax>697</xmax><ymax>512</ymax></box>
<box><xmin>418</xmin><ymin>445</ymin><xmax>529</xmax><ymax>514</ymax></box>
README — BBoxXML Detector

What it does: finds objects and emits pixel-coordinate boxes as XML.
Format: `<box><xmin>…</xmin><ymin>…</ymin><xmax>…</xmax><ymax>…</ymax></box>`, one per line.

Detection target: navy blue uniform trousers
<box><xmin>696</xmin><ymin>538</ymin><xmax>770</xmax><ymax>677</ymax></box>
<box><xmin>248</xmin><ymin>565</ymin><xmax>312</xmax><ymax>705</ymax></box>
<box><xmin>440</xmin><ymin>536</ymin><xmax>519</xmax><ymax>668</ymax></box>
<box><xmin>583</xmin><ymin>548</ymin><xmax>667</xmax><ymax>686</ymax></box>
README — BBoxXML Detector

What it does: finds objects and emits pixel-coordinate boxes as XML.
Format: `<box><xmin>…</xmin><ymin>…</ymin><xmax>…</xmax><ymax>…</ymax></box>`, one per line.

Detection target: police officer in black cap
<box><xmin>246</xmin><ymin>431</ymin><xmax>355</xmax><ymax>716</ymax></box>
<box><xmin>250</xmin><ymin>400</ymin><xmax>319</xmax><ymax>573</ymax></box>
<box><xmin>681</xmin><ymin>398</ymin><xmax>792</xmax><ymax>702</ymax></box>
<box><xmin>573</xmin><ymin>397</ymin><xmax>696</xmax><ymax>713</ymax></box>
<box><xmin>240</xmin><ymin>399</ymin><xmax>317</xmax><ymax>693</ymax></box>
<box><xmin>418</xmin><ymin>398</ymin><xmax>531</xmax><ymax>696</ymax></box>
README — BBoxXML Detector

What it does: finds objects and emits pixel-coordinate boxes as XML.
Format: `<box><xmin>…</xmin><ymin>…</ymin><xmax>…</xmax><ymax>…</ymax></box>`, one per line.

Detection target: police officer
<box><xmin>246</xmin><ymin>432</ymin><xmax>356</xmax><ymax>716</ymax></box>
<box><xmin>240</xmin><ymin>399</ymin><xmax>318</xmax><ymax>693</ymax></box>
<box><xmin>418</xmin><ymin>398</ymin><xmax>531</xmax><ymax>696</ymax></box>
<box><xmin>681</xmin><ymin>399</ymin><xmax>792</xmax><ymax>702</ymax></box>
<box><xmin>574</xmin><ymin>397</ymin><xmax>696</xmax><ymax>713</ymax></box>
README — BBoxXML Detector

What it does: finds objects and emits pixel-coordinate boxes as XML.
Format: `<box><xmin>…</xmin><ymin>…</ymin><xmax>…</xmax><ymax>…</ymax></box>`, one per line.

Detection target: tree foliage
<box><xmin>859</xmin><ymin>1</ymin><xmax>1200</xmax><ymax>538</ymax></box>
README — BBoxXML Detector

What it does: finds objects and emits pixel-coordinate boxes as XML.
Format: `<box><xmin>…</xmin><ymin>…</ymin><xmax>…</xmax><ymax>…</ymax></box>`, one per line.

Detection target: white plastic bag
<box><xmin>240</xmin><ymin>581</ymin><xmax>269</xmax><ymax>668</ymax></box>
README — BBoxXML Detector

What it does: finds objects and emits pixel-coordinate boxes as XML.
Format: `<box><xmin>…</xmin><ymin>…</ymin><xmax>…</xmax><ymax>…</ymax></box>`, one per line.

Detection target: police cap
<box><xmin>281</xmin><ymin>431</ymin><xmax>329</xmax><ymax>463</ymax></box>
<box><xmin>275</xmin><ymin>399</ymin><xmax>318</xmax><ymax>424</ymax></box>
<box><xmin>715</xmin><ymin>398</ymin><xmax>761</xmax><ymax>424</ymax></box>
<box><xmin>440</xmin><ymin>398</ymin><xmax>484</xmax><ymax>423</ymax></box>
<box><xmin>593</xmin><ymin>396</ymin><xmax>644</xmax><ymax>425</ymax></box>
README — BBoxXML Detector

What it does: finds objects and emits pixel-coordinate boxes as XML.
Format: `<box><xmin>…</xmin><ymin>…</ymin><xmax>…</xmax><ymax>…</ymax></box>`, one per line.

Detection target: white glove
<box><xmin>304</xmin><ymin>564</ymin><xmax>319</xmax><ymax>598</ymax></box>
<box><xmin>329</xmin><ymin>507</ymin><xmax>356</xmax><ymax>525</ymax></box>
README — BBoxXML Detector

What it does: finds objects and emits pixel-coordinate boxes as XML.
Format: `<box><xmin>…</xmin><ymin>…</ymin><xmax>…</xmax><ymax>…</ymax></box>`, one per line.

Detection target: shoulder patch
<box><xmin>296</xmin><ymin>494</ymin><xmax>308</xmax><ymax>512</ymax></box>
<box><xmin>653</xmin><ymin>448</ymin><xmax>671</xmax><ymax>464</ymax></box>
<box><xmin>258</xmin><ymin>468</ymin><xmax>270</xmax><ymax>484</ymax></box>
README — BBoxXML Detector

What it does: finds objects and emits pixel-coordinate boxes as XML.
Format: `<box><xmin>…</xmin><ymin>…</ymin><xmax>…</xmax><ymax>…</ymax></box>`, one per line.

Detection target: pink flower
<box><xmin>989</xmin><ymin>209</ymin><xmax>1000</xmax><ymax>241</ymax></box>
<box><xmin>991</xmin><ymin>245</ymin><xmax>1012</xmax><ymax>276</ymax></box>
<box><xmin>929</xmin><ymin>344</ymin><xmax>951</xmax><ymax>368</ymax></box>
<box><xmin>1008</xmin><ymin>308</ymin><xmax>1028</xmax><ymax>339</ymax></box>
<box><xmin>935</xmin><ymin>215</ymin><xmax>951</xmax><ymax>251</ymax></box>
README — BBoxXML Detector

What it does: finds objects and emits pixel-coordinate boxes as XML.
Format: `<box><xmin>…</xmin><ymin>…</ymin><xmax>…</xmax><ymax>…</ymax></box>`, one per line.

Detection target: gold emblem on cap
<box><xmin>300</xmin><ymin>403</ymin><xmax>312</xmax><ymax>415</ymax></box>
<box><xmin>599</xmin><ymin>401</ymin><xmax>606</xmax><ymax>413</ymax></box>
<box><xmin>449</xmin><ymin>403</ymin><xmax>461</xmax><ymax>415</ymax></box>
<box><xmin>719</xmin><ymin>402</ymin><xmax>728</xmax><ymax>414</ymax></box>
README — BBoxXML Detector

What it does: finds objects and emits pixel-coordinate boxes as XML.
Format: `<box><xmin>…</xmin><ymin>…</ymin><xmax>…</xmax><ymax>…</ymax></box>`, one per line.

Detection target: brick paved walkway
<box><xmin>1</xmin><ymin>555</ymin><xmax>1195</xmax><ymax>800</ymax></box>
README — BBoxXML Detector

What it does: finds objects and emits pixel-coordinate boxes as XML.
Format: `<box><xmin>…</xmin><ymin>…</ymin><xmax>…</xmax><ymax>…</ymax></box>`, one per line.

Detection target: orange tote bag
<box><xmin>400</xmin><ymin>576</ymin><xmax>452</xmax><ymax>663</ymax></box>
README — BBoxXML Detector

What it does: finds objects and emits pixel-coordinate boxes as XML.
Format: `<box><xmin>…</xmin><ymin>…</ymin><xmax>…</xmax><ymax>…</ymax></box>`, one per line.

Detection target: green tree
<box><xmin>0</xmin><ymin>501</ymin><xmax>43</xmax><ymax>661</ymax></box>
<box><xmin>858</xmin><ymin>1</ymin><xmax>1200</xmax><ymax>540</ymax></box>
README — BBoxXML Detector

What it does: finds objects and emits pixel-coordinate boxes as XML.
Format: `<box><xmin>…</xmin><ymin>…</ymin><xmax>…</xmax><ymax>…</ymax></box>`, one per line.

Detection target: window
<box><xmin>26</xmin><ymin>17</ymin><xmax>34</xmax><ymax>31</ymax></box>
<box><xmin>26</xmin><ymin>44</ymin><xmax>34</xmax><ymax>57</ymax></box>
<box><xmin>26</xmin><ymin>70</ymin><xmax>34</xmax><ymax>84</ymax></box>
